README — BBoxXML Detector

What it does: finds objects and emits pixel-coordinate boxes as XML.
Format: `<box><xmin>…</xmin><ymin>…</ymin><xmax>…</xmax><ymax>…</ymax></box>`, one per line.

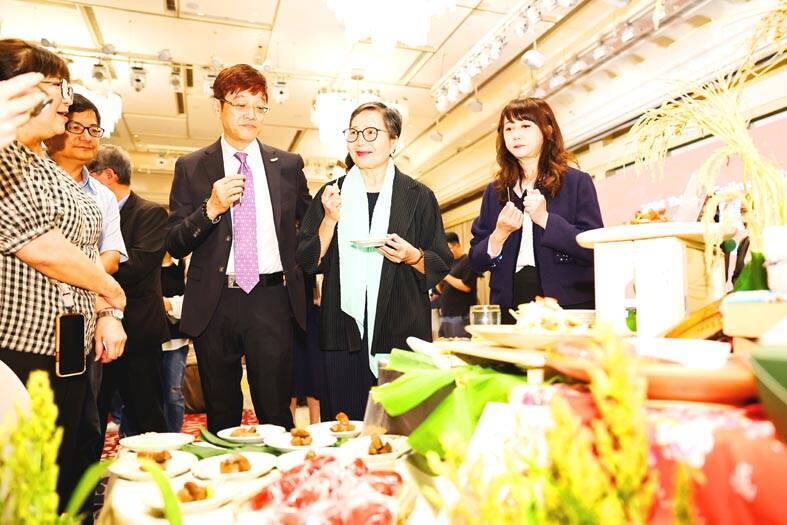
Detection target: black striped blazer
<box><xmin>297</xmin><ymin>168</ymin><xmax>452</xmax><ymax>355</ymax></box>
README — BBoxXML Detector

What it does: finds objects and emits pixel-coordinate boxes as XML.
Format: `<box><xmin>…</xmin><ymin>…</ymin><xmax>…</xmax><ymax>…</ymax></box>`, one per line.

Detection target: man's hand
<box><xmin>206</xmin><ymin>175</ymin><xmax>245</xmax><ymax>219</ymax></box>
<box><xmin>94</xmin><ymin>316</ymin><xmax>127</xmax><ymax>364</ymax></box>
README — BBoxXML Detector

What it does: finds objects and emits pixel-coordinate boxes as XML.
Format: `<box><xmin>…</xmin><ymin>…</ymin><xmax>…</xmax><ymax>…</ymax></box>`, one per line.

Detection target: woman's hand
<box><xmin>523</xmin><ymin>189</ymin><xmax>548</xmax><ymax>228</ymax></box>
<box><xmin>494</xmin><ymin>202</ymin><xmax>524</xmax><ymax>236</ymax></box>
<box><xmin>0</xmin><ymin>72</ymin><xmax>45</xmax><ymax>149</ymax></box>
<box><xmin>94</xmin><ymin>316</ymin><xmax>126</xmax><ymax>363</ymax></box>
<box><xmin>321</xmin><ymin>184</ymin><xmax>341</xmax><ymax>223</ymax></box>
<box><xmin>378</xmin><ymin>233</ymin><xmax>420</xmax><ymax>264</ymax></box>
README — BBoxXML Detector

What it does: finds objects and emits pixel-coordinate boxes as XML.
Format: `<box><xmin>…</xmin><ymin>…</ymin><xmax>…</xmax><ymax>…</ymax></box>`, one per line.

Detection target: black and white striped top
<box><xmin>0</xmin><ymin>142</ymin><xmax>101</xmax><ymax>356</ymax></box>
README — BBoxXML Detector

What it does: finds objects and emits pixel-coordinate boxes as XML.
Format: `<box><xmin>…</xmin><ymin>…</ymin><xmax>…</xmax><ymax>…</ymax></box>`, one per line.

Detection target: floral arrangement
<box><xmin>630</xmin><ymin>4</ymin><xmax>787</xmax><ymax>288</ymax></box>
<box><xmin>422</xmin><ymin>327</ymin><xmax>694</xmax><ymax>524</ymax></box>
<box><xmin>0</xmin><ymin>371</ymin><xmax>181</xmax><ymax>525</ymax></box>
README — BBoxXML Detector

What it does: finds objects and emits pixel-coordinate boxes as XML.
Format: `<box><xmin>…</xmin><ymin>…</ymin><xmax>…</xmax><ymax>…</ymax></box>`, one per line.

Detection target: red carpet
<box><xmin>100</xmin><ymin>409</ymin><xmax>259</xmax><ymax>459</ymax></box>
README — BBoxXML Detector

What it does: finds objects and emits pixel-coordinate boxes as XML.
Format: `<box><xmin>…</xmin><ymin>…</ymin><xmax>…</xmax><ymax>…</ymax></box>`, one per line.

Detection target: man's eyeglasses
<box><xmin>65</xmin><ymin>120</ymin><xmax>105</xmax><ymax>138</ymax></box>
<box><xmin>40</xmin><ymin>78</ymin><xmax>73</xmax><ymax>103</ymax></box>
<box><xmin>343</xmin><ymin>127</ymin><xmax>388</xmax><ymax>143</ymax></box>
<box><xmin>221</xmin><ymin>98</ymin><xmax>270</xmax><ymax>117</ymax></box>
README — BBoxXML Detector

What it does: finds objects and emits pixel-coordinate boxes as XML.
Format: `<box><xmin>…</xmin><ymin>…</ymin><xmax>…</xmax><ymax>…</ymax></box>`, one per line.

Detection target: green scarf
<box><xmin>338</xmin><ymin>160</ymin><xmax>396</xmax><ymax>377</ymax></box>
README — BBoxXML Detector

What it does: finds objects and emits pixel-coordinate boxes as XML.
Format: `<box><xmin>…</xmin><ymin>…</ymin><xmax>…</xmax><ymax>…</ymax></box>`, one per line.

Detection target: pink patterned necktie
<box><xmin>232</xmin><ymin>152</ymin><xmax>259</xmax><ymax>293</ymax></box>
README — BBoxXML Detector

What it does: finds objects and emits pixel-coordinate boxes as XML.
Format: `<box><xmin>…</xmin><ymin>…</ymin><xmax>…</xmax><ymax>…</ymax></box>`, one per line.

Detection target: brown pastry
<box><xmin>290</xmin><ymin>428</ymin><xmax>312</xmax><ymax>446</ymax></box>
<box><xmin>137</xmin><ymin>450</ymin><xmax>171</xmax><ymax>470</ymax></box>
<box><xmin>230</xmin><ymin>426</ymin><xmax>258</xmax><ymax>437</ymax></box>
<box><xmin>367</xmin><ymin>433</ymin><xmax>393</xmax><ymax>455</ymax></box>
<box><xmin>219</xmin><ymin>453</ymin><xmax>251</xmax><ymax>473</ymax></box>
<box><xmin>177</xmin><ymin>481</ymin><xmax>209</xmax><ymax>503</ymax></box>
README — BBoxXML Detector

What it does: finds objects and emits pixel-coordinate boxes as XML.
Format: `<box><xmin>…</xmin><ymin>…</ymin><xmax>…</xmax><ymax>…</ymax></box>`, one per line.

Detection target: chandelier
<box><xmin>327</xmin><ymin>0</ymin><xmax>456</xmax><ymax>50</ymax></box>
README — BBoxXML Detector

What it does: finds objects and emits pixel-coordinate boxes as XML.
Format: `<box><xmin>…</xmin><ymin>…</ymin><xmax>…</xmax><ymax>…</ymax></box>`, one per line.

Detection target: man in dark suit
<box><xmin>90</xmin><ymin>144</ymin><xmax>169</xmax><ymax>441</ymax></box>
<box><xmin>166</xmin><ymin>64</ymin><xmax>311</xmax><ymax>432</ymax></box>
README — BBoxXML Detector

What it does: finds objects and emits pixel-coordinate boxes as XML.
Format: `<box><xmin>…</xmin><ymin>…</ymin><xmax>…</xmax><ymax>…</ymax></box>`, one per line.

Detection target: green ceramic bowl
<box><xmin>751</xmin><ymin>345</ymin><xmax>787</xmax><ymax>442</ymax></box>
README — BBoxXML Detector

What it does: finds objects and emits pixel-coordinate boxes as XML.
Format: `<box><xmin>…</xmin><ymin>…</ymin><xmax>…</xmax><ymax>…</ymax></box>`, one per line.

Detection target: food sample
<box><xmin>290</xmin><ymin>428</ymin><xmax>313</xmax><ymax>446</ymax></box>
<box><xmin>330</xmin><ymin>411</ymin><xmax>356</xmax><ymax>433</ymax></box>
<box><xmin>368</xmin><ymin>433</ymin><xmax>393</xmax><ymax>455</ymax></box>
<box><xmin>219</xmin><ymin>453</ymin><xmax>251</xmax><ymax>474</ymax></box>
<box><xmin>177</xmin><ymin>481</ymin><xmax>210</xmax><ymax>503</ymax></box>
<box><xmin>230</xmin><ymin>426</ymin><xmax>259</xmax><ymax>437</ymax></box>
<box><xmin>137</xmin><ymin>450</ymin><xmax>171</xmax><ymax>470</ymax></box>
<box><xmin>304</xmin><ymin>449</ymin><xmax>317</xmax><ymax>461</ymax></box>
<box><xmin>630</xmin><ymin>208</ymin><xmax>668</xmax><ymax>224</ymax></box>
<box><xmin>512</xmin><ymin>296</ymin><xmax>591</xmax><ymax>334</ymax></box>
<box><xmin>249</xmin><ymin>455</ymin><xmax>403</xmax><ymax>524</ymax></box>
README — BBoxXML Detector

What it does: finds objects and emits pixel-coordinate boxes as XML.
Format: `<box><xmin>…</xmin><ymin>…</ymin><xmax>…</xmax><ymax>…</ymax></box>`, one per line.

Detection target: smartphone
<box><xmin>55</xmin><ymin>313</ymin><xmax>86</xmax><ymax>377</ymax></box>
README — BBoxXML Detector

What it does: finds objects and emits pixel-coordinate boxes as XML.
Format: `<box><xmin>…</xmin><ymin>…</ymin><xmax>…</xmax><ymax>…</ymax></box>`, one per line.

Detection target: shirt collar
<box><xmin>118</xmin><ymin>193</ymin><xmax>130</xmax><ymax>209</ymax></box>
<box><xmin>78</xmin><ymin>166</ymin><xmax>99</xmax><ymax>195</ymax></box>
<box><xmin>220</xmin><ymin>135</ymin><xmax>261</xmax><ymax>168</ymax></box>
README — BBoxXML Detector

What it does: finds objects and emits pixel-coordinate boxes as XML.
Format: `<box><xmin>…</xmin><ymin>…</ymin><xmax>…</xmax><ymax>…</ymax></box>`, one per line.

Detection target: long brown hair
<box><xmin>493</xmin><ymin>97</ymin><xmax>574</xmax><ymax>202</ymax></box>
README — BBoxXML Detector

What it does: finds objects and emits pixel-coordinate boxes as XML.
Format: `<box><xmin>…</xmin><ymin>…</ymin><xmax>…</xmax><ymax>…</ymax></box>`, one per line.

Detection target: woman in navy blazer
<box><xmin>469</xmin><ymin>98</ymin><xmax>602</xmax><ymax>321</ymax></box>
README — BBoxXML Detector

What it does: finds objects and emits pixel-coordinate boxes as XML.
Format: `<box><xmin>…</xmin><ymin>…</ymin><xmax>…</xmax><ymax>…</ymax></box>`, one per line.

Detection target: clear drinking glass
<box><xmin>469</xmin><ymin>305</ymin><xmax>501</xmax><ymax>325</ymax></box>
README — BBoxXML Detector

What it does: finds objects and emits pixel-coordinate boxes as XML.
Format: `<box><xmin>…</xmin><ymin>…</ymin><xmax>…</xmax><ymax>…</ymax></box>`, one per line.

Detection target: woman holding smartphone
<box><xmin>297</xmin><ymin>101</ymin><xmax>451</xmax><ymax>421</ymax></box>
<box><xmin>469</xmin><ymin>98</ymin><xmax>603</xmax><ymax>322</ymax></box>
<box><xmin>0</xmin><ymin>38</ymin><xmax>126</xmax><ymax>510</ymax></box>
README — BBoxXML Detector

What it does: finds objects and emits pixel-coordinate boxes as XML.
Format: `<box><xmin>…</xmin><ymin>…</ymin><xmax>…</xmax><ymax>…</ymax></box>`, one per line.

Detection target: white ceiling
<box><xmin>1</xmin><ymin>0</ymin><xmax>783</xmax><ymax>204</ymax></box>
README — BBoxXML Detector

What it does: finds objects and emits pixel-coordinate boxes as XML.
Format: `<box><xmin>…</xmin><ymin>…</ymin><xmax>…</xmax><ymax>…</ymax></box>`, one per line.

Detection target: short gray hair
<box><xmin>88</xmin><ymin>144</ymin><xmax>132</xmax><ymax>185</ymax></box>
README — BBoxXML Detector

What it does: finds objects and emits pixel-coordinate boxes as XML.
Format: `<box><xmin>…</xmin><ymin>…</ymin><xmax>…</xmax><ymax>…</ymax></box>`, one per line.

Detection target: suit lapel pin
<box><xmin>270</xmin><ymin>157</ymin><xmax>279</xmax><ymax>162</ymax></box>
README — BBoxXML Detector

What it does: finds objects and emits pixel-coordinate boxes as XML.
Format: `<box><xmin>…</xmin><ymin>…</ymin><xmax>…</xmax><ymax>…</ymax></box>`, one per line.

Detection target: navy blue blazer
<box><xmin>469</xmin><ymin>167</ymin><xmax>603</xmax><ymax>308</ymax></box>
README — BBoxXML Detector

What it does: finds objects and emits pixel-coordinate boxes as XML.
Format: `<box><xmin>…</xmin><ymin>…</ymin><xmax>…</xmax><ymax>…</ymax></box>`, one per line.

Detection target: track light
<box><xmin>435</xmin><ymin>93</ymin><xmax>448</xmax><ymax>113</ymax></box>
<box><xmin>592</xmin><ymin>42</ymin><xmax>608</xmax><ymax>60</ymax></box>
<box><xmin>521</xmin><ymin>49</ymin><xmax>545</xmax><ymax>69</ymax></box>
<box><xmin>457</xmin><ymin>72</ymin><xmax>473</xmax><ymax>94</ymax></box>
<box><xmin>272</xmin><ymin>79</ymin><xmax>289</xmax><ymax>104</ymax></box>
<box><xmin>130</xmin><ymin>65</ymin><xmax>147</xmax><ymax>92</ymax></box>
<box><xmin>467</xmin><ymin>96</ymin><xmax>483</xmax><ymax>112</ymax></box>
<box><xmin>92</xmin><ymin>62</ymin><xmax>110</xmax><ymax>82</ymax></box>
<box><xmin>446</xmin><ymin>82</ymin><xmax>460</xmax><ymax>103</ymax></box>
<box><xmin>157</xmin><ymin>48</ymin><xmax>172</xmax><ymax>62</ymax></box>
<box><xmin>621</xmin><ymin>23</ymin><xmax>636</xmax><ymax>43</ymax></box>
<box><xmin>170</xmin><ymin>67</ymin><xmax>183</xmax><ymax>92</ymax></box>
<box><xmin>569</xmin><ymin>58</ymin><xmax>587</xmax><ymax>75</ymax></box>
<box><xmin>203</xmin><ymin>72</ymin><xmax>216</xmax><ymax>97</ymax></box>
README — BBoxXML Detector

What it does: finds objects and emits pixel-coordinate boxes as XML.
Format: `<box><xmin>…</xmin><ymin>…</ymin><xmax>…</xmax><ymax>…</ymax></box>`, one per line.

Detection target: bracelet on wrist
<box><xmin>202</xmin><ymin>198</ymin><xmax>221</xmax><ymax>225</ymax></box>
<box><xmin>409</xmin><ymin>248</ymin><xmax>425</xmax><ymax>265</ymax></box>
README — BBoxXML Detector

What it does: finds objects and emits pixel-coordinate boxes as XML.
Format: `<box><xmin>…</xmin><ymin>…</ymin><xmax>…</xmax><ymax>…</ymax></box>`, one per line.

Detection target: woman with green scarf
<box><xmin>297</xmin><ymin>102</ymin><xmax>452</xmax><ymax>421</ymax></box>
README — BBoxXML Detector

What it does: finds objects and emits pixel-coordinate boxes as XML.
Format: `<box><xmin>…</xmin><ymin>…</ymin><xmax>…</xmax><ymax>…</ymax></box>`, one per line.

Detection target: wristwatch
<box><xmin>97</xmin><ymin>308</ymin><xmax>124</xmax><ymax>321</ymax></box>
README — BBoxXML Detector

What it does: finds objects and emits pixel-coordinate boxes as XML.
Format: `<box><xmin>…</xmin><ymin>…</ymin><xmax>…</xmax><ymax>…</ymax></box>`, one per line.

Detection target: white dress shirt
<box><xmin>515</xmin><ymin>185</ymin><xmax>536</xmax><ymax>271</ymax></box>
<box><xmin>220</xmin><ymin>136</ymin><xmax>283</xmax><ymax>275</ymax></box>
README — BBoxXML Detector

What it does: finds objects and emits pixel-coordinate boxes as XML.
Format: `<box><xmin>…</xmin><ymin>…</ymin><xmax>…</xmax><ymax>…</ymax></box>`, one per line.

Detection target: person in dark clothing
<box><xmin>438</xmin><ymin>232</ymin><xmax>478</xmax><ymax>338</ymax></box>
<box><xmin>160</xmin><ymin>252</ymin><xmax>190</xmax><ymax>432</ymax></box>
<box><xmin>297</xmin><ymin>102</ymin><xmax>451</xmax><ymax>421</ymax></box>
<box><xmin>290</xmin><ymin>272</ymin><xmax>323</xmax><ymax>425</ymax></box>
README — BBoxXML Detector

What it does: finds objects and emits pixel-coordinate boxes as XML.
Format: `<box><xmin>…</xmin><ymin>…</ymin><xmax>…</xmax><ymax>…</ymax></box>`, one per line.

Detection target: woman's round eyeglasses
<box><xmin>343</xmin><ymin>127</ymin><xmax>389</xmax><ymax>143</ymax></box>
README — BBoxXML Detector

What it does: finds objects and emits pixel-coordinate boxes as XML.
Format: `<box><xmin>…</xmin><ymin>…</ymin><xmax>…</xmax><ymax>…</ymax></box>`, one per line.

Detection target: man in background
<box><xmin>91</xmin><ymin>144</ymin><xmax>169</xmax><ymax>444</ymax></box>
<box><xmin>439</xmin><ymin>232</ymin><xmax>478</xmax><ymax>338</ymax></box>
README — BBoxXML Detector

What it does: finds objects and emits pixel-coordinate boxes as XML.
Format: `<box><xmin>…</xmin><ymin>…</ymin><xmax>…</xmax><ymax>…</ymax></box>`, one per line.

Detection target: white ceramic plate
<box><xmin>216</xmin><ymin>424</ymin><xmax>285</xmax><ymax>444</ymax></box>
<box><xmin>275</xmin><ymin>448</ymin><xmax>341</xmax><ymax>472</ymax></box>
<box><xmin>118</xmin><ymin>432</ymin><xmax>194</xmax><ymax>452</ymax></box>
<box><xmin>307</xmin><ymin>420</ymin><xmax>364</xmax><ymax>438</ymax></box>
<box><xmin>264</xmin><ymin>432</ymin><xmax>337</xmax><ymax>452</ymax></box>
<box><xmin>191</xmin><ymin>452</ymin><xmax>277</xmax><ymax>481</ymax></box>
<box><xmin>144</xmin><ymin>476</ymin><xmax>236</xmax><ymax>514</ymax></box>
<box><xmin>108</xmin><ymin>450</ymin><xmax>198</xmax><ymax>481</ymax></box>
<box><xmin>465</xmin><ymin>324</ymin><xmax>592</xmax><ymax>349</ymax></box>
<box><xmin>351</xmin><ymin>237</ymin><xmax>391</xmax><ymax>248</ymax></box>
<box><xmin>339</xmin><ymin>435</ymin><xmax>411</xmax><ymax>466</ymax></box>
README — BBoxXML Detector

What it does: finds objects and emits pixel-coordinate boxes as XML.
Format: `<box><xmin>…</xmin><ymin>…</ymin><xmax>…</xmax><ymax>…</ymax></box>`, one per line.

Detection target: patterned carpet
<box><xmin>100</xmin><ymin>409</ymin><xmax>259</xmax><ymax>459</ymax></box>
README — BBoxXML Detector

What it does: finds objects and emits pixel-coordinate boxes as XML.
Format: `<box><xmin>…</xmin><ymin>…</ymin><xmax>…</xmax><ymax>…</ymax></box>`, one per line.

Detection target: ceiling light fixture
<box><xmin>327</xmin><ymin>0</ymin><xmax>456</xmax><ymax>51</ymax></box>
<box><xmin>129</xmin><ymin>65</ymin><xmax>147</xmax><ymax>92</ymax></box>
<box><xmin>157</xmin><ymin>48</ymin><xmax>172</xmax><ymax>62</ymax></box>
<box><xmin>92</xmin><ymin>62</ymin><xmax>110</xmax><ymax>83</ymax></box>
<box><xmin>170</xmin><ymin>66</ymin><xmax>183</xmax><ymax>92</ymax></box>
<box><xmin>272</xmin><ymin>78</ymin><xmax>289</xmax><ymax>104</ymax></box>
<box><xmin>569</xmin><ymin>57</ymin><xmax>587</xmax><ymax>75</ymax></box>
<box><xmin>592</xmin><ymin>42</ymin><xmax>608</xmax><ymax>60</ymax></box>
<box><xmin>621</xmin><ymin>23</ymin><xmax>636</xmax><ymax>43</ymax></box>
<box><xmin>467</xmin><ymin>96</ymin><xmax>483</xmax><ymax>112</ymax></box>
<box><xmin>457</xmin><ymin>72</ymin><xmax>473</xmax><ymax>94</ymax></box>
<box><xmin>521</xmin><ymin>48</ymin><xmax>546</xmax><ymax>69</ymax></box>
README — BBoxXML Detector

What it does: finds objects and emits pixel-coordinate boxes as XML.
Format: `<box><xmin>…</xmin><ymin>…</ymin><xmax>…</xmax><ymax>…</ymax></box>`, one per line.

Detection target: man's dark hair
<box><xmin>69</xmin><ymin>93</ymin><xmax>101</xmax><ymax>125</ymax></box>
<box><xmin>445</xmin><ymin>232</ymin><xmax>460</xmax><ymax>245</ymax></box>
